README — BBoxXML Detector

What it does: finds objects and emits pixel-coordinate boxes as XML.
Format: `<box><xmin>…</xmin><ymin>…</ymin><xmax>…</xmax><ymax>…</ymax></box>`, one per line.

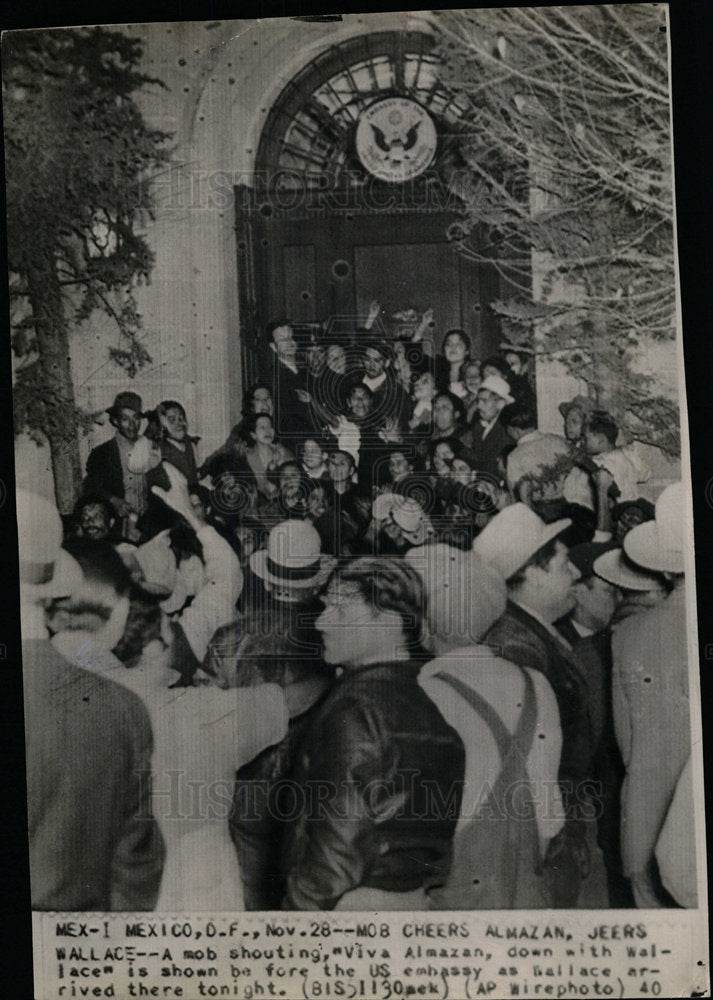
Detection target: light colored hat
<box><xmin>406</xmin><ymin>544</ymin><xmax>506</xmax><ymax>652</ymax></box>
<box><xmin>16</xmin><ymin>489</ymin><xmax>83</xmax><ymax>599</ymax></box>
<box><xmin>472</xmin><ymin>502</ymin><xmax>571</xmax><ymax>581</ymax></box>
<box><xmin>372</xmin><ymin>492</ymin><xmax>431</xmax><ymax>544</ymax></box>
<box><xmin>593</xmin><ymin>548</ymin><xmax>663</xmax><ymax>592</ymax></box>
<box><xmin>479</xmin><ymin>374</ymin><xmax>514</xmax><ymax>404</ymax></box>
<box><xmin>624</xmin><ymin>482</ymin><xmax>685</xmax><ymax>574</ymax></box>
<box><xmin>250</xmin><ymin>519</ymin><xmax>335</xmax><ymax>589</ymax></box>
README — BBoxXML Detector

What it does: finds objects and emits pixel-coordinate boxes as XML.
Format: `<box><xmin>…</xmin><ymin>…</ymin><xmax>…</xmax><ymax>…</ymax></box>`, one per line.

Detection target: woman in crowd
<box><xmin>199</xmin><ymin>383</ymin><xmax>274</xmax><ymax>480</ymax></box>
<box><xmin>239</xmin><ymin>412</ymin><xmax>294</xmax><ymax>501</ymax></box>
<box><xmin>428</xmin><ymin>436</ymin><xmax>457</xmax><ymax>478</ymax></box>
<box><xmin>435</xmin><ymin>328</ymin><xmax>471</xmax><ymax>399</ymax></box>
<box><xmin>147</xmin><ymin>400</ymin><xmax>200</xmax><ymax>487</ymax></box>
<box><xmin>280</xmin><ymin>557</ymin><xmax>465</xmax><ymax>910</ymax></box>
<box><xmin>407</xmin><ymin>371</ymin><xmax>437</xmax><ymax>434</ymax></box>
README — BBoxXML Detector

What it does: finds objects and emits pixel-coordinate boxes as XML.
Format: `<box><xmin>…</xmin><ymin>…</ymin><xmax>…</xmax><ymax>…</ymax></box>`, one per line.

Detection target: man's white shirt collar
<box><xmin>571</xmin><ymin>618</ymin><xmax>595</xmax><ymax>639</ymax></box>
<box><xmin>480</xmin><ymin>415</ymin><xmax>500</xmax><ymax>439</ymax></box>
<box><xmin>363</xmin><ymin>372</ymin><xmax>387</xmax><ymax>392</ymax></box>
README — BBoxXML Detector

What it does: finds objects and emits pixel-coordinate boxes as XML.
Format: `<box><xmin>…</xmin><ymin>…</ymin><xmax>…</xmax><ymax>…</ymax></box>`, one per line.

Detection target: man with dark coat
<box><xmin>264</xmin><ymin>320</ymin><xmax>312</xmax><ymax>442</ymax></box>
<box><xmin>359</xmin><ymin>339</ymin><xmax>410</xmax><ymax>433</ymax></box>
<box><xmin>208</xmin><ymin>520</ymin><xmax>337</xmax><ymax>909</ymax></box>
<box><xmin>612</xmin><ymin>483</ymin><xmax>692</xmax><ymax>908</ymax></box>
<box><xmin>19</xmin><ymin>490</ymin><xmax>165</xmax><ymax>911</ymax></box>
<box><xmin>84</xmin><ymin>390</ymin><xmax>148</xmax><ymax>537</ymax></box>
<box><xmin>462</xmin><ymin>375</ymin><xmax>513</xmax><ymax>476</ymax></box>
<box><xmin>280</xmin><ymin>558</ymin><xmax>465</xmax><ymax>911</ymax></box>
<box><xmin>475</xmin><ymin>503</ymin><xmax>600</xmax><ymax>907</ymax></box>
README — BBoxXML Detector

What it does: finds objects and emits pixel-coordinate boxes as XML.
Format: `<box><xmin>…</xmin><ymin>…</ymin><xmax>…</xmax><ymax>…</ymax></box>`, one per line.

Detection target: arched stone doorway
<box><xmin>235</xmin><ymin>29</ymin><xmax>521</xmax><ymax>383</ymax></box>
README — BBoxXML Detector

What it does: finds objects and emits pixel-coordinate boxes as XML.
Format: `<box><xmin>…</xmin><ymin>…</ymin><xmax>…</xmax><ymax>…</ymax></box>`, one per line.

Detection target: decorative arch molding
<box><xmin>254</xmin><ymin>28</ymin><xmax>471</xmax><ymax>190</ymax></box>
<box><xmin>182</xmin><ymin>15</ymin><xmax>441</xmax><ymax>180</ymax></box>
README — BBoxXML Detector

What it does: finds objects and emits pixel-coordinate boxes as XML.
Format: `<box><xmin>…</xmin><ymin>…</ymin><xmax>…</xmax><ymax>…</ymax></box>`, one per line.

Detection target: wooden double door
<box><xmin>235</xmin><ymin>185</ymin><xmax>510</xmax><ymax>382</ymax></box>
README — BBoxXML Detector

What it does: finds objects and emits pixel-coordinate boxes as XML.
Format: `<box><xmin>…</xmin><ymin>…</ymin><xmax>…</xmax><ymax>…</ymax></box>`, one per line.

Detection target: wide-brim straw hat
<box><xmin>593</xmin><ymin>548</ymin><xmax>663</xmax><ymax>592</ymax></box>
<box><xmin>250</xmin><ymin>519</ymin><xmax>335</xmax><ymax>589</ymax></box>
<box><xmin>624</xmin><ymin>482</ymin><xmax>685</xmax><ymax>574</ymax></box>
<box><xmin>472</xmin><ymin>502</ymin><xmax>571</xmax><ymax>581</ymax></box>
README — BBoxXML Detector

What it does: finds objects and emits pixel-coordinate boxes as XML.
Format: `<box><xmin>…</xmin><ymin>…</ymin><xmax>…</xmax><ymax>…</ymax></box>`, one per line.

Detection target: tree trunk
<box><xmin>26</xmin><ymin>256</ymin><xmax>82</xmax><ymax>514</ymax></box>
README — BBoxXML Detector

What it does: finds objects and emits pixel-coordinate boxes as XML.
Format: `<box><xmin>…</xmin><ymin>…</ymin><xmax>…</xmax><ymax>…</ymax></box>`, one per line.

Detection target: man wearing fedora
<box><xmin>18</xmin><ymin>489</ymin><xmax>165</xmax><ymax>911</ymax></box>
<box><xmin>204</xmin><ymin>519</ymin><xmax>335</xmax><ymax>689</ymax></box>
<box><xmin>475</xmin><ymin>503</ymin><xmax>601</xmax><ymax>907</ymax></box>
<box><xmin>462</xmin><ymin>374</ymin><xmax>514</xmax><ymax>477</ymax></box>
<box><xmin>611</xmin><ymin>482</ymin><xmax>693</xmax><ymax>908</ymax></box>
<box><xmin>213</xmin><ymin>520</ymin><xmax>337</xmax><ymax>909</ymax></box>
<box><xmin>84</xmin><ymin>390</ymin><xmax>148</xmax><ymax>538</ymax></box>
<box><xmin>559</xmin><ymin>394</ymin><xmax>595</xmax><ymax>448</ymax></box>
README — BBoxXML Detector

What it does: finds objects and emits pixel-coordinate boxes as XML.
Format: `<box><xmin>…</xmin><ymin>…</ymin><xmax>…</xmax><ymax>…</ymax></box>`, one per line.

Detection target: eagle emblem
<box><xmin>355</xmin><ymin>98</ymin><xmax>437</xmax><ymax>182</ymax></box>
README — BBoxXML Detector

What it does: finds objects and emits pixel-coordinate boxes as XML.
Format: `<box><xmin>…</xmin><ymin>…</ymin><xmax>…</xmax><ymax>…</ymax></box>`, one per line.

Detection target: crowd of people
<box><xmin>20</xmin><ymin>307</ymin><xmax>695</xmax><ymax>912</ymax></box>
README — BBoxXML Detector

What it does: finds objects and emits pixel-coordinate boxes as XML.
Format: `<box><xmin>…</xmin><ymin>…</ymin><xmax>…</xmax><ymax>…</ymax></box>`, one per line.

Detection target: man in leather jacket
<box><xmin>279</xmin><ymin>558</ymin><xmax>465</xmax><ymax>911</ymax></box>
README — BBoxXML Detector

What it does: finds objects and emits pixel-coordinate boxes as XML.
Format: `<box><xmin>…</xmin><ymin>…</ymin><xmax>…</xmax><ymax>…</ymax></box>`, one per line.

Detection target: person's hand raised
<box><xmin>151</xmin><ymin>462</ymin><xmax>205</xmax><ymax>528</ymax></box>
<box><xmin>366</xmin><ymin>299</ymin><xmax>381</xmax><ymax>323</ymax></box>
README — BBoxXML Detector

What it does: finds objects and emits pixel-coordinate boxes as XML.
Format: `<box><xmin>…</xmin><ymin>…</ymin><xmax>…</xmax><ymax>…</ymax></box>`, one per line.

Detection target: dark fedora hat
<box><xmin>107</xmin><ymin>390</ymin><xmax>143</xmax><ymax>418</ymax></box>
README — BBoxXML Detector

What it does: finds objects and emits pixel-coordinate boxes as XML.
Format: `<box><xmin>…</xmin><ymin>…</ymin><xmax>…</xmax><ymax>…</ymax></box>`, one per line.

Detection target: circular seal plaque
<box><xmin>355</xmin><ymin>97</ymin><xmax>437</xmax><ymax>183</ymax></box>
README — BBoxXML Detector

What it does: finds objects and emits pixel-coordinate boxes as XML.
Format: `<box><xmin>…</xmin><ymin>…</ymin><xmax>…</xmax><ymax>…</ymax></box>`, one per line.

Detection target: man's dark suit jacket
<box><xmin>362</xmin><ymin>373</ymin><xmax>410</xmax><ymax>433</ymax></box>
<box><xmin>269</xmin><ymin>357</ymin><xmax>312</xmax><ymax>442</ymax></box>
<box><xmin>485</xmin><ymin>600</ymin><xmax>595</xmax><ymax>810</ymax></box>
<box><xmin>462</xmin><ymin>418</ymin><xmax>511</xmax><ymax>477</ymax></box>
<box><xmin>24</xmin><ymin>639</ymin><xmax>165</xmax><ymax>911</ymax></box>
<box><xmin>84</xmin><ymin>436</ymin><xmax>125</xmax><ymax>501</ymax></box>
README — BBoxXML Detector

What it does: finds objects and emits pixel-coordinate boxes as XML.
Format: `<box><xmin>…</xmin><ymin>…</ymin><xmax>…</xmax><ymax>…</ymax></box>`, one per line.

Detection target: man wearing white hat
<box><xmin>558</xmin><ymin>545</ymin><xmax>669</xmax><ymax>907</ymax></box>
<box><xmin>611</xmin><ymin>482</ymin><xmax>693</xmax><ymax>908</ymax></box>
<box><xmin>370</xmin><ymin>492</ymin><xmax>435</xmax><ymax>552</ymax></box>
<box><xmin>18</xmin><ymin>490</ymin><xmax>165</xmax><ymax>910</ymax></box>
<box><xmin>204</xmin><ymin>519</ymin><xmax>335</xmax><ymax>688</ymax></box>
<box><xmin>461</xmin><ymin>374</ymin><xmax>513</xmax><ymax>477</ymax></box>
<box><xmin>213</xmin><ymin>520</ymin><xmax>337</xmax><ymax>908</ymax></box>
<box><xmin>476</xmin><ymin>503</ymin><xmax>603</xmax><ymax>906</ymax></box>
<box><xmin>406</xmin><ymin>544</ymin><xmax>565</xmax><ymax>908</ymax></box>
